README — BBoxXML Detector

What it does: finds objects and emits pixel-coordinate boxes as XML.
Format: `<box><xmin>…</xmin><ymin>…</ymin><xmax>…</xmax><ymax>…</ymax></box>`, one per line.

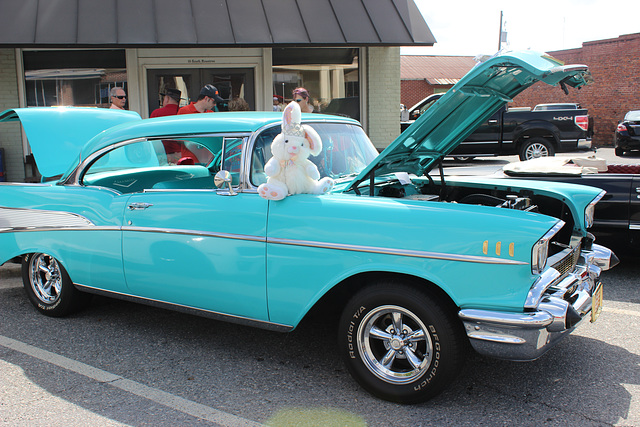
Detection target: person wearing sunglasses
<box><xmin>109</xmin><ymin>87</ymin><xmax>127</xmax><ymax>110</ymax></box>
<box><xmin>292</xmin><ymin>87</ymin><xmax>314</xmax><ymax>113</ymax></box>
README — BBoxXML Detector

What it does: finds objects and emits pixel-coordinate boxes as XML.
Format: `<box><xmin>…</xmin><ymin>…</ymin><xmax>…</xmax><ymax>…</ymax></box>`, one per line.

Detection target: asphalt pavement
<box><xmin>1</xmin><ymin>148</ymin><xmax>639</xmax><ymax>426</ymax></box>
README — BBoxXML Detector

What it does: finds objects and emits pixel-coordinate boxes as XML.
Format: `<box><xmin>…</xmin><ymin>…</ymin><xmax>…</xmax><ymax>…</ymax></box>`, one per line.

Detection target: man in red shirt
<box><xmin>150</xmin><ymin>88</ymin><xmax>181</xmax><ymax>118</ymax></box>
<box><xmin>178</xmin><ymin>84</ymin><xmax>224</xmax><ymax>115</ymax></box>
<box><xmin>150</xmin><ymin>88</ymin><xmax>183</xmax><ymax>162</ymax></box>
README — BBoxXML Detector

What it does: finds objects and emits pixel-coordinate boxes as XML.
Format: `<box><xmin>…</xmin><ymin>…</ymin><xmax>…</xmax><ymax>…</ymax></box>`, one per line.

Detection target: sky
<box><xmin>402</xmin><ymin>0</ymin><xmax>639</xmax><ymax>57</ymax></box>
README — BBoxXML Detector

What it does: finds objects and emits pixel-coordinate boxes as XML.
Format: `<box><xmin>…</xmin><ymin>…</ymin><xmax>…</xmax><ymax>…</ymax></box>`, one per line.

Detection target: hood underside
<box><xmin>0</xmin><ymin>107</ymin><xmax>141</xmax><ymax>178</ymax></box>
<box><xmin>347</xmin><ymin>50</ymin><xmax>592</xmax><ymax>192</ymax></box>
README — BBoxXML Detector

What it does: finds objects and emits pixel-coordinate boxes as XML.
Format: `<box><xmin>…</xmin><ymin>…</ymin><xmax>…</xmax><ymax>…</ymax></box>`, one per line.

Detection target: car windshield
<box><xmin>250</xmin><ymin>122</ymin><xmax>379</xmax><ymax>186</ymax></box>
<box><xmin>624</xmin><ymin>111</ymin><xmax>640</xmax><ymax>121</ymax></box>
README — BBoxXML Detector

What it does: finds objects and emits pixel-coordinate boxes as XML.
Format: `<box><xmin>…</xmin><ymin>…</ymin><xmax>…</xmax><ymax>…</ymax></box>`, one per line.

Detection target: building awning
<box><xmin>0</xmin><ymin>0</ymin><xmax>435</xmax><ymax>48</ymax></box>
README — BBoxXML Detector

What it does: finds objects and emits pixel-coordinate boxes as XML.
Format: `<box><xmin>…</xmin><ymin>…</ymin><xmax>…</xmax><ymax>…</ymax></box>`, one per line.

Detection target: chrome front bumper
<box><xmin>458</xmin><ymin>244</ymin><xmax>618</xmax><ymax>361</ymax></box>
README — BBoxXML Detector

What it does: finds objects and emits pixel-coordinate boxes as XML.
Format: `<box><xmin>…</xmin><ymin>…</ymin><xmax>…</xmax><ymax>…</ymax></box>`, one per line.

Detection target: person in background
<box><xmin>272</xmin><ymin>96</ymin><xmax>282</xmax><ymax>111</ymax></box>
<box><xmin>150</xmin><ymin>88</ymin><xmax>181</xmax><ymax>118</ymax></box>
<box><xmin>229</xmin><ymin>97</ymin><xmax>250</xmax><ymax>111</ymax></box>
<box><xmin>150</xmin><ymin>88</ymin><xmax>183</xmax><ymax>163</ymax></box>
<box><xmin>109</xmin><ymin>87</ymin><xmax>127</xmax><ymax>110</ymax></box>
<box><xmin>292</xmin><ymin>87</ymin><xmax>313</xmax><ymax>113</ymax></box>
<box><xmin>178</xmin><ymin>84</ymin><xmax>224</xmax><ymax>115</ymax></box>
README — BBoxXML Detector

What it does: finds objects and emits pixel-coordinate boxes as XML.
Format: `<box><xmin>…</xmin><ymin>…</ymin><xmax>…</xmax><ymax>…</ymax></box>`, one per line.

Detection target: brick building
<box><xmin>401</xmin><ymin>33</ymin><xmax>640</xmax><ymax>147</ymax></box>
<box><xmin>511</xmin><ymin>33</ymin><xmax>640</xmax><ymax>147</ymax></box>
<box><xmin>400</xmin><ymin>55</ymin><xmax>475</xmax><ymax>108</ymax></box>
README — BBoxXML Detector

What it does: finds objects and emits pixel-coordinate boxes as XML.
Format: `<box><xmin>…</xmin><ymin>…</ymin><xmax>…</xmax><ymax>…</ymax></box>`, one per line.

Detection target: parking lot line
<box><xmin>605</xmin><ymin>307</ymin><xmax>640</xmax><ymax>317</ymax></box>
<box><xmin>0</xmin><ymin>334</ymin><xmax>263</xmax><ymax>427</ymax></box>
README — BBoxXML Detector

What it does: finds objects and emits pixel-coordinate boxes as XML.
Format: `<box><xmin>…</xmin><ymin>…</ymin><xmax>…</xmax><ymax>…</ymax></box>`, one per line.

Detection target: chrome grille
<box><xmin>551</xmin><ymin>245</ymin><xmax>580</xmax><ymax>276</ymax></box>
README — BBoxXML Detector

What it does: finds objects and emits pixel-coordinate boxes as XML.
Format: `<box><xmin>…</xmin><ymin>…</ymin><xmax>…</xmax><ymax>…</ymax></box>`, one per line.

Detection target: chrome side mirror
<box><xmin>214</xmin><ymin>170</ymin><xmax>238</xmax><ymax>196</ymax></box>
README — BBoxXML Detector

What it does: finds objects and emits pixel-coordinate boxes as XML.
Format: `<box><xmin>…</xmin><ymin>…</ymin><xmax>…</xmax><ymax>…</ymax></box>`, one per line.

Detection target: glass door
<box><xmin>147</xmin><ymin>68</ymin><xmax>255</xmax><ymax>116</ymax></box>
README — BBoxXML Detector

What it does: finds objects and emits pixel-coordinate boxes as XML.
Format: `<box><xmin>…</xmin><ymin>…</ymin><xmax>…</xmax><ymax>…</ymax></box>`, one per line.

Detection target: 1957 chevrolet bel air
<box><xmin>0</xmin><ymin>51</ymin><xmax>618</xmax><ymax>403</ymax></box>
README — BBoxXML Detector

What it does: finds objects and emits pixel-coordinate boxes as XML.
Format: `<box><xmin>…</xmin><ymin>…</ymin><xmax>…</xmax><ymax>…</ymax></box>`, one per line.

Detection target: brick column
<box><xmin>367</xmin><ymin>47</ymin><xmax>401</xmax><ymax>151</ymax></box>
<box><xmin>0</xmin><ymin>49</ymin><xmax>24</xmax><ymax>182</ymax></box>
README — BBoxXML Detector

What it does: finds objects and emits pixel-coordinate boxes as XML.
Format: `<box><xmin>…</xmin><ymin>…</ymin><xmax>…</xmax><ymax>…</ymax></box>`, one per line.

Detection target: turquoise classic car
<box><xmin>0</xmin><ymin>51</ymin><xmax>617</xmax><ymax>404</ymax></box>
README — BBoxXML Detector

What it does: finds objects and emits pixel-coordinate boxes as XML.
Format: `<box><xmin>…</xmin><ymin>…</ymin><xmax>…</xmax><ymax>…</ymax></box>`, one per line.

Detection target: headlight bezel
<box><xmin>531</xmin><ymin>221</ymin><xmax>565</xmax><ymax>274</ymax></box>
<box><xmin>585</xmin><ymin>190</ymin><xmax>605</xmax><ymax>229</ymax></box>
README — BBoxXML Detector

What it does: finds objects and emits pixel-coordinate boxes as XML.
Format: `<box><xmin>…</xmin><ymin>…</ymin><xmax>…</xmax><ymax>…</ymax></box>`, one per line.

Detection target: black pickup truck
<box><xmin>502</xmin><ymin>157</ymin><xmax>640</xmax><ymax>253</ymax></box>
<box><xmin>401</xmin><ymin>94</ymin><xmax>592</xmax><ymax>160</ymax></box>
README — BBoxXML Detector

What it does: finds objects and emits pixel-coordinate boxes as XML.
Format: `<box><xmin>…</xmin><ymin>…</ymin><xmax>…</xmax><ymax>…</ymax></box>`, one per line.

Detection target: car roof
<box><xmin>80</xmin><ymin>112</ymin><xmax>360</xmax><ymax>163</ymax></box>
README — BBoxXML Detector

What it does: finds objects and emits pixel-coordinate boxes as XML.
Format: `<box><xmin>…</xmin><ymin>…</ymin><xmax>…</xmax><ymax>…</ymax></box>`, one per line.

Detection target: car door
<box><xmin>82</xmin><ymin>135</ymin><xmax>269</xmax><ymax>321</ymax></box>
<box><xmin>451</xmin><ymin>109</ymin><xmax>503</xmax><ymax>156</ymax></box>
<box><xmin>122</xmin><ymin>190</ymin><xmax>269</xmax><ymax>321</ymax></box>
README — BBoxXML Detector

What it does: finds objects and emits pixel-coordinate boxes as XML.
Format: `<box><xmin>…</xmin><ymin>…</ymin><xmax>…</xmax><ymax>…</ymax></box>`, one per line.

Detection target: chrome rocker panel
<box><xmin>458</xmin><ymin>243</ymin><xmax>617</xmax><ymax>361</ymax></box>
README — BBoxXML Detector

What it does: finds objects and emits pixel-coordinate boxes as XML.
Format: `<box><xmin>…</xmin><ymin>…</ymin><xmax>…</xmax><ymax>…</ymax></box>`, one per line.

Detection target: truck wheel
<box><xmin>22</xmin><ymin>253</ymin><xmax>88</xmax><ymax>317</ymax></box>
<box><xmin>519</xmin><ymin>137</ymin><xmax>555</xmax><ymax>161</ymax></box>
<box><xmin>453</xmin><ymin>156</ymin><xmax>475</xmax><ymax>162</ymax></box>
<box><xmin>338</xmin><ymin>282</ymin><xmax>466</xmax><ymax>403</ymax></box>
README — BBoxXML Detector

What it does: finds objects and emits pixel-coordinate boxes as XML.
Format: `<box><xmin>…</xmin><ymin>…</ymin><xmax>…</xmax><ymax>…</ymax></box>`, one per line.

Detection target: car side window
<box><xmin>82</xmin><ymin>138</ymin><xmax>219</xmax><ymax>193</ymax></box>
<box><xmin>251</xmin><ymin>126</ymin><xmax>281</xmax><ymax>186</ymax></box>
<box><xmin>221</xmin><ymin>137</ymin><xmax>244</xmax><ymax>186</ymax></box>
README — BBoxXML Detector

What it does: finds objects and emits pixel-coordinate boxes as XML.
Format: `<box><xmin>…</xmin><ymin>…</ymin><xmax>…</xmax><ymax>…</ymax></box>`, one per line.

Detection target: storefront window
<box><xmin>23</xmin><ymin>50</ymin><xmax>127</xmax><ymax>108</ymax></box>
<box><xmin>272</xmin><ymin>48</ymin><xmax>359</xmax><ymax>121</ymax></box>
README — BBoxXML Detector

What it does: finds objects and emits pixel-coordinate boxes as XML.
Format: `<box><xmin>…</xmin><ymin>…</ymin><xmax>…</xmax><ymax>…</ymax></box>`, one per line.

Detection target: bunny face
<box><xmin>272</xmin><ymin>101</ymin><xmax>322</xmax><ymax>161</ymax></box>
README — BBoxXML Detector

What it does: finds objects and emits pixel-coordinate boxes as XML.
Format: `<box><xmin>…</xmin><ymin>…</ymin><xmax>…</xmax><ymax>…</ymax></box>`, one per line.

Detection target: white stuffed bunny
<box><xmin>258</xmin><ymin>101</ymin><xmax>334</xmax><ymax>201</ymax></box>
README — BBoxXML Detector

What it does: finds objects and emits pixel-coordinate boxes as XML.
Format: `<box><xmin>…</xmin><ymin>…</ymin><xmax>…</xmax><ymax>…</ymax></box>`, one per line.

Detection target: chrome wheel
<box><xmin>357</xmin><ymin>305</ymin><xmax>433</xmax><ymax>384</ymax></box>
<box><xmin>519</xmin><ymin>137</ymin><xmax>554</xmax><ymax>161</ymax></box>
<box><xmin>524</xmin><ymin>142</ymin><xmax>549</xmax><ymax>159</ymax></box>
<box><xmin>27</xmin><ymin>253</ymin><xmax>63</xmax><ymax>304</ymax></box>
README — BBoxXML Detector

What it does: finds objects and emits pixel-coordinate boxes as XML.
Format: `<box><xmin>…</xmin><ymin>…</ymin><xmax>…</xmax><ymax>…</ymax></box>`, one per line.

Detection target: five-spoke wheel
<box><xmin>339</xmin><ymin>282</ymin><xmax>466</xmax><ymax>403</ymax></box>
<box><xmin>22</xmin><ymin>253</ymin><xmax>88</xmax><ymax>317</ymax></box>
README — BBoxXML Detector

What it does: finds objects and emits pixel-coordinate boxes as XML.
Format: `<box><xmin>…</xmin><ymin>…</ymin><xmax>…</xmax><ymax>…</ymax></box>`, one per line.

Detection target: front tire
<box><xmin>22</xmin><ymin>253</ymin><xmax>88</xmax><ymax>317</ymax></box>
<box><xmin>519</xmin><ymin>137</ymin><xmax>555</xmax><ymax>161</ymax></box>
<box><xmin>338</xmin><ymin>283</ymin><xmax>466</xmax><ymax>403</ymax></box>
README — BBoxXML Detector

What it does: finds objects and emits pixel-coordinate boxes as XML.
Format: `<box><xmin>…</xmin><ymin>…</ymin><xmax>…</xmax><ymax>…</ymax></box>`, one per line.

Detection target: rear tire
<box><xmin>22</xmin><ymin>253</ymin><xmax>88</xmax><ymax>317</ymax></box>
<box><xmin>519</xmin><ymin>137</ymin><xmax>555</xmax><ymax>161</ymax></box>
<box><xmin>615</xmin><ymin>147</ymin><xmax>624</xmax><ymax>157</ymax></box>
<box><xmin>338</xmin><ymin>282</ymin><xmax>466</xmax><ymax>403</ymax></box>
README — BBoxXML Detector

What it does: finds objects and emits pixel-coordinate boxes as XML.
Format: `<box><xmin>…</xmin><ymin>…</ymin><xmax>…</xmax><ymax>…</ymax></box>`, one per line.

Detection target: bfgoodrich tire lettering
<box><xmin>22</xmin><ymin>253</ymin><xmax>88</xmax><ymax>317</ymax></box>
<box><xmin>338</xmin><ymin>282</ymin><xmax>466</xmax><ymax>403</ymax></box>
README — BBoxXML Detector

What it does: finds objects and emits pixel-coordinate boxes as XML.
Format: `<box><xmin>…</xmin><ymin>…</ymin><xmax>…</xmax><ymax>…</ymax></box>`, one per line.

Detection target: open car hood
<box><xmin>347</xmin><ymin>50</ymin><xmax>592</xmax><ymax>191</ymax></box>
<box><xmin>0</xmin><ymin>107</ymin><xmax>141</xmax><ymax>178</ymax></box>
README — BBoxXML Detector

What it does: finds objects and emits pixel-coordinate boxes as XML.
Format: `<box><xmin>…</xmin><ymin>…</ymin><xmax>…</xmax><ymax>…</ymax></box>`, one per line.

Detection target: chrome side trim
<box><xmin>74</xmin><ymin>284</ymin><xmax>293</xmax><ymax>332</ymax></box>
<box><xmin>0</xmin><ymin>211</ymin><xmax>528</xmax><ymax>266</ymax></box>
<box><xmin>630</xmin><ymin>224</ymin><xmax>640</xmax><ymax>230</ymax></box>
<box><xmin>0</xmin><ymin>207</ymin><xmax>95</xmax><ymax>232</ymax></box>
<box><xmin>267</xmin><ymin>237</ymin><xmax>528</xmax><ymax>265</ymax></box>
<box><xmin>121</xmin><ymin>226</ymin><xmax>267</xmax><ymax>243</ymax></box>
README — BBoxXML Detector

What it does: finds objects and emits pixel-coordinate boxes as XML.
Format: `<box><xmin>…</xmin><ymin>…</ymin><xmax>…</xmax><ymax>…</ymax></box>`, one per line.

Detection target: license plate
<box><xmin>591</xmin><ymin>282</ymin><xmax>603</xmax><ymax>323</ymax></box>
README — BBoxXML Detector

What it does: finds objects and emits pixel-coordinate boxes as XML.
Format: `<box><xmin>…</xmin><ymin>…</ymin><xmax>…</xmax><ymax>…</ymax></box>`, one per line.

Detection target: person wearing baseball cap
<box><xmin>178</xmin><ymin>84</ymin><xmax>224</xmax><ymax>115</ymax></box>
<box><xmin>150</xmin><ymin>88</ymin><xmax>182</xmax><ymax>118</ymax></box>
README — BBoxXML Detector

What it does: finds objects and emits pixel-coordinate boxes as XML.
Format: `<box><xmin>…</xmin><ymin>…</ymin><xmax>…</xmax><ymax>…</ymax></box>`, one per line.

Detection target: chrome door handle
<box><xmin>128</xmin><ymin>202</ymin><xmax>153</xmax><ymax>210</ymax></box>
<box><xmin>488</xmin><ymin>120</ymin><xmax>498</xmax><ymax>124</ymax></box>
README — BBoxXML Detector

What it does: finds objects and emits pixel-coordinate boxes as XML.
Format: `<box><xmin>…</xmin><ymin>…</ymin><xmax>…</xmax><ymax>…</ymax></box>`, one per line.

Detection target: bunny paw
<box><xmin>258</xmin><ymin>183</ymin><xmax>286</xmax><ymax>201</ymax></box>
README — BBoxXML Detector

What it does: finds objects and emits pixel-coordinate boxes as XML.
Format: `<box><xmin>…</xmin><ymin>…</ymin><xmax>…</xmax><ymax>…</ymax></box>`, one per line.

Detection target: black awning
<box><xmin>0</xmin><ymin>0</ymin><xmax>435</xmax><ymax>48</ymax></box>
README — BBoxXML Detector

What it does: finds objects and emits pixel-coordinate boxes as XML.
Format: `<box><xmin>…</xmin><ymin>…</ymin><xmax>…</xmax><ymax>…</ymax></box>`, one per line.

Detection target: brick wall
<box><xmin>401</xmin><ymin>80</ymin><xmax>431</xmax><ymax>109</ymax></box>
<box><xmin>367</xmin><ymin>47</ymin><xmax>401</xmax><ymax>150</ymax></box>
<box><xmin>512</xmin><ymin>33</ymin><xmax>640</xmax><ymax>147</ymax></box>
<box><xmin>0</xmin><ymin>49</ymin><xmax>24</xmax><ymax>182</ymax></box>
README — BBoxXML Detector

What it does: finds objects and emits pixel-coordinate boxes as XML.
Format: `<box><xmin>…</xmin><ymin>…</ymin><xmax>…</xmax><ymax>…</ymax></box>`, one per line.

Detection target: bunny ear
<box><xmin>303</xmin><ymin>125</ymin><xmax>322</xmax><ymax>156</ymax></box>
<box><xmin>283</xmin><ymin>101</ymin><xmax>301</xmax><ymax>126</ymax></box>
